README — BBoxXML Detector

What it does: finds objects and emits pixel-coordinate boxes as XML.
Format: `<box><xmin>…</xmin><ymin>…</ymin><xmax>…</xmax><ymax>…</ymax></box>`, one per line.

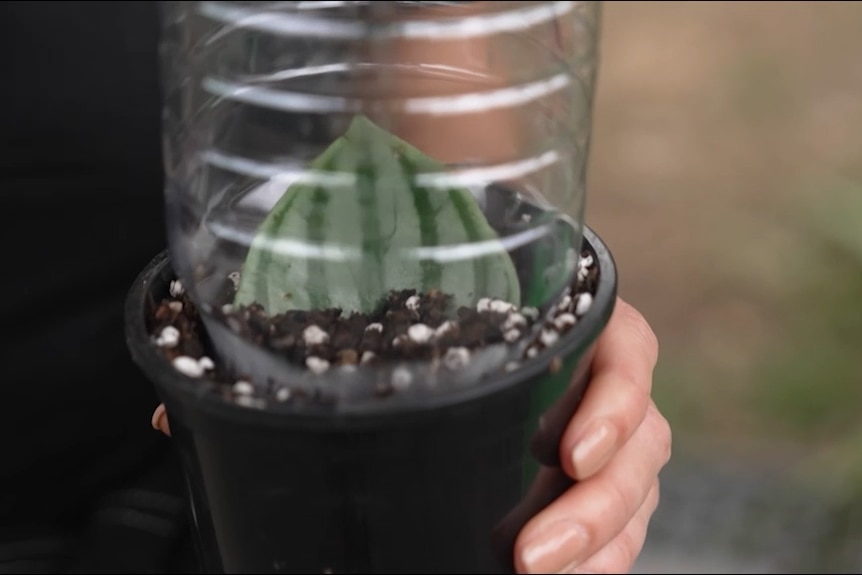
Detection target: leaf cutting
<box><xmin>234</xmin><ymin>115</ymin><xmax>522</xmax><ymax>317</ymax></box>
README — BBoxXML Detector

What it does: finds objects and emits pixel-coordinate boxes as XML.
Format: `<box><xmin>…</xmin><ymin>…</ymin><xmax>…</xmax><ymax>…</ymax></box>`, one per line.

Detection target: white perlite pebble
<box><xmin>556</xmin><ymin>294</ymin><xmax>572</xmax><ymax>312</ymax></box>
<box><xmin>198</xmin><ymin>356</ymin><xmax>215</xmax><ymax>371</ymax></box>
<box><xmin>228</xmin><ymin>271</ymin><xmax>241</xmax><ymax>289</ymax></box>
<box><xmin>578</xmin><ymin>267</ymin><xmax>589</xmax><ymax>282</ymax></box>
<box><xmin>575</xmin><ymin>293</ymin><xmax>593</xmax><ymax>316</ymax></box>
<box><xmin>391</xmin><ymin>367</ymin><xmax>413</xmax><ymax>390</ymax></box>
<box><xmin>156</xmin><ymin>326</ymin><xmax>180</xmax><ymax>348</ymax></box>
<box><xmin>405</xmin><ymin>295</ymin><xmax>421</xmax><ymax>312</ymax></box>
<box><xmin>275</xmin><ymin>387</ymin><xmax>291</xmax><ymax>402</ymax></box>
<box><xmin>233</xmin><ymin>381</ymin><xmax>254</xmax><ymax>395</ymax></box>
<box><xmin>435</xmin><ymin>320</ymin><xmax>458</xmax><ymax>338</ymax></box>
<box><xmin>365</xmin><ymin>323</ymin><xmax>383</xmax><ymax>333</ymax></box>
<box><xmin>169</xmin><ymin>280</ymin><xmax>184</xmax><ymax>298</ymax></box>
<box><xmin>168</xmin><ymin>301</ymin><xmax>183</xmax><ymax>313</ymax></box>
<box><xmin>221</xmin><ymin>304</ymin><xmax>233</xmax><ymax>315</ymax></box>
<box><xmin>526</xmin><ymin>346</ymin><xmax>539</xmax><ymax>359</ymax></box>
<box><xmin>361</xmin><ymin>351</ymin><xmax>376</xmax><ymax>365</ymax></box>
<box><xmin>407</xmin><ymin>323</ymin><xmax>435</xmax><ymax>344</ymax></box>
<box><xmin>236</xmin><ymin>395</ymin><xmax>265</xmax><ymax>409</ymax></box>
<box><xmin>173</xmin><ymin>356</ymin><xmax>203</xmax><ymax>378</ymax></box>
<box><xmin>540</xmin><ymin>328</ymin><xmax>559</xmax><ymax>348</ymax></box>
<box><xmin>476</xmin><ymin>297</ymin><xmax>492</xmax><ymax>313</ymax></box>
<box><xmin>503</xmin><ymin>313</ymin><xmax>527</xmax><ymax>331</ymax></box>
<box><xmin>504</xmin><ymin>328</ymin><xmax>521</xmax><ymax>343</ymax></box>
<box><xmin>554</xmin><ymin>313</ymin><xmax>577</xmax><ymax>331</ymax></box>
<box><xmin>303</xmin><ymin>325</ymin><xmax>329</xmax><ymax>346</ymax></box>
<box><xmin>579</xmin><ymin>254</ymin><xmax>594</xmax><ymax>270</ymax></box>
<box><xmin>521</xmin><ymin>307</ymin><xmax>540</xmax><ymax>321</ymax></box>
<box><xmin>306</xmin><ymin>357</ymin><xmax>330</xmax><ymax>374</ymax></box>
<box><xmin>489</xmin><ymin>299</ymin><xmax>517</xmax><ymax>315</ymax></box>
<box><xmin>443</xmin><ymin>347</ymin><xmax>471</xmax><ymax>370</ymax></box>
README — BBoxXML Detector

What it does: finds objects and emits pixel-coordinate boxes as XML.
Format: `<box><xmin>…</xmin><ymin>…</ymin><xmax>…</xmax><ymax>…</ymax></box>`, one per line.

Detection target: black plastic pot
<box><xmin>125</xmin><ymin>225</ymin><xmax>617</xmax><ymax>575</ymax></box>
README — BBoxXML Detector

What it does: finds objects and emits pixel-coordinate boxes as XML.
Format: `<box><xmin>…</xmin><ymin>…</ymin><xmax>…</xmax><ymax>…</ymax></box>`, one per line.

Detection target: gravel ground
<box><xmin>632</xmin><ymin>549</ymin><xmax>777</xmax><ymax>575</ymax></box>
<box><xmin>630</xmin><ymin>455</ymin><xmax>862</xmax><ymax>574</ymax></box>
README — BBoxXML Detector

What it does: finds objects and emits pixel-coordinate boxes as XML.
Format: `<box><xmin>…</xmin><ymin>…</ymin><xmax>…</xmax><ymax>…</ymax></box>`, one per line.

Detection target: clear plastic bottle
<box><xmin>159</xmin><ymin>1</ymin><xmax>601</xmax><ymax>400</ymax></box>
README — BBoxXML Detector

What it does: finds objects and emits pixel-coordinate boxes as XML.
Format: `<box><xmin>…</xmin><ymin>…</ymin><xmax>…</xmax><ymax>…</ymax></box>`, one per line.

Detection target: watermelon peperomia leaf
<box><xmin>234</xmin><ymin>114</ymin><xmax>521</xmax><ymax>316</ymax></box>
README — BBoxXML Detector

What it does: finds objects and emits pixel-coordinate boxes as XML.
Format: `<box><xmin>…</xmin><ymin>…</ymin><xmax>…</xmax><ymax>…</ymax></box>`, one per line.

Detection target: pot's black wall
<box><xmin>163</xmin><ymin>353</ymin><xmax>595</xmax><ymax>574</ymax></box>
<box><xmin>126</xmin><ymin>228</ymin><xmax>617</xmax><ymax>574</ymax></box>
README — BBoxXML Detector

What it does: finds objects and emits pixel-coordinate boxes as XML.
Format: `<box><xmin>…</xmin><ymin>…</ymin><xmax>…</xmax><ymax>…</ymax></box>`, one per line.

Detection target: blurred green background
<box><xmin>586</xmin><ymin>2</ymin><xmax>862</xmax><ymax>572</ymax></box>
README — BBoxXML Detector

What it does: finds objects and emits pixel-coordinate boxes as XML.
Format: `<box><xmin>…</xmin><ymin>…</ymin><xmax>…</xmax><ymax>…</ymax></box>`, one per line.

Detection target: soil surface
<box><xmin>146</xmin><ymin>251</ymin><xmax>599</xmax><ymax>406</ymax></box>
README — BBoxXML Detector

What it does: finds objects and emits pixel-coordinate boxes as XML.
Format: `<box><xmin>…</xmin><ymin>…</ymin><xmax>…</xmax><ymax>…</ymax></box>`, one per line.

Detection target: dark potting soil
<box><xmin>145</xmin><ymin>251</ymin><xmax>599</xmax><ymax>406</ymax></box>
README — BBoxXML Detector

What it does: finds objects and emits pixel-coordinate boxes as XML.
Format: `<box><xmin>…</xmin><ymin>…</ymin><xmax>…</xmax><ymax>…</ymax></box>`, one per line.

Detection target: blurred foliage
<box><xmin>589</xmin><ymin>3</ymin><xmax>862</xmax><ymax>571</ymax></box>
<box><xmin>749</xmin><ymin>179</ymin><xmax>862</xmax><ymax>440</ymax></box>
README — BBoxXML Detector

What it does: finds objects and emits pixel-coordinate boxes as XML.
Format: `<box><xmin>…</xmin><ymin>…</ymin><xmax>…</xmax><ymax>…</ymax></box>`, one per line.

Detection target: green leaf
<box><xmin>234</xmin><ymin>114</ymin><xmax>521</xmax><ymax>316</ymax></box>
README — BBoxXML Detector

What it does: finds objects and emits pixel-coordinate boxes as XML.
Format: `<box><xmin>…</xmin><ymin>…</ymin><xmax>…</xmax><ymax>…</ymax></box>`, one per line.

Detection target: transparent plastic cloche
<box><xmin>159</xmin><ymin>1</ymin><xmax>601</xmax><ymax>405</ymax></box>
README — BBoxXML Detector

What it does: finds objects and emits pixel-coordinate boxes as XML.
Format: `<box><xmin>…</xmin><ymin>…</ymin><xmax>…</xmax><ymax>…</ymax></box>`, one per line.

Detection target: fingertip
<box><xmin>150</xmin><ymin>404</ymin><xmax>164</xmax><ymax>430</ymax></box>
<box><xmin>560</xmin><ymin>375</ymin><xmax>650</xmax><ymax>480</ymax></box>
<box><xmin>512</xmin><ymin>512</ymin><xmax>555</xmax><ymax>574</ymax></box>
<box><xmin>565</xmin><ymin>418</ymin><xmax>618</xmax><ymax>480</ymax></box>
<box><xmin>512</xmin><ymin>540</ymin><xmax>530</xmax><ymax>574</ymax></box>
<box><xmin>151</xmin><ymin>403</ymin><xmax>171</xmax><ymax>437</ymax></box>
<box><xmin>514</xmin><ymin>517</ymin><xmax>590</xmax><ymax>575</ymax></box>
<box><xmin>597</xmin><ymin>298</ymin><xmax>660</xmax><ymax>377</ymax></box>
<box><xmin>512</xmin><ymin>519</ymin><xmax>537</xmax><ymax>574</ymax></box>
<box><xmin>616</xmin><ymin>299</ymin><xmax>660</xmax><ymax>367</ymax></box>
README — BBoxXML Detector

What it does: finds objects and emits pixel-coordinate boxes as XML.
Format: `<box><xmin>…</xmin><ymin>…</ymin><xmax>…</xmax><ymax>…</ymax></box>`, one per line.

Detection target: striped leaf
<box><xmin>234</xmin><ymin>115</ymin><xmax>521</xmax><ymax>316</ymax></box>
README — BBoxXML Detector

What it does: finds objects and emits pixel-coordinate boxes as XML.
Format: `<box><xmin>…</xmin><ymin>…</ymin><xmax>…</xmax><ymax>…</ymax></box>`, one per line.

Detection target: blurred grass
<box><xmin>725</xmin><ymin>176</ymin><xmax>862</xmax><ymax>442</ymax></box>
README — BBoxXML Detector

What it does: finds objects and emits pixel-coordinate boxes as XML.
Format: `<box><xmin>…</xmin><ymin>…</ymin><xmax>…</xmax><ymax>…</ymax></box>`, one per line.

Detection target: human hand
<box><xmin>514</xmin><ymin>298</ymin><xmax>671</xmax><ymax>574</ymax></box>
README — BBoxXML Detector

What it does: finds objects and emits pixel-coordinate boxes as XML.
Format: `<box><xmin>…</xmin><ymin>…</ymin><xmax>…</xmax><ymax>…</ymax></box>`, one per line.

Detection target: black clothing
<box><xmin>1</xmin><ymin>2</ymin><xmax>194</xmax><ymax>572</ymax></box>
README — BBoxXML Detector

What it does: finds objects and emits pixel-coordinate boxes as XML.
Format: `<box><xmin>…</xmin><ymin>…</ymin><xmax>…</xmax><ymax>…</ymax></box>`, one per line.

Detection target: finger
<box><xmin>561</xmin><ymin>298</ymin><xmax>659</xmax><ymax>480</ymax></box>
<box><xmin>566</xmin><ymin>481</ymin><xmax>660</xmax><ymax>574</ymax></box>
<box><xmin>515</xmin><ymin>403</ymin><xmax>671</xmax><ymax>574</ymax></box>
<box><xmin>592</xmin><ymin>299</ymin><xmax>660</xmax><ymax>384</ymax></box>
<box><xmin>151</xmin><ymin>403</ymin><xmax>172</xmax><ymax>437</ymax></box>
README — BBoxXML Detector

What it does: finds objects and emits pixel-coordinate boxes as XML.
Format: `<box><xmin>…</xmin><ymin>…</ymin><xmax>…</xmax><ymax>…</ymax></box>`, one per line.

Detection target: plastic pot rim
<box><xmin>125</xmin><ymin>225</ymin><xmax>617</xmax><ymax>429</ymax></box>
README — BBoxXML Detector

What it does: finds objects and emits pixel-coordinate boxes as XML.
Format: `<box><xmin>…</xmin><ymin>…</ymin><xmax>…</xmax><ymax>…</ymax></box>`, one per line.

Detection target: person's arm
<box><xmin>0</xmin><ymin>2</ymin><xmax>195</xmax><ymax>572</ymax></box>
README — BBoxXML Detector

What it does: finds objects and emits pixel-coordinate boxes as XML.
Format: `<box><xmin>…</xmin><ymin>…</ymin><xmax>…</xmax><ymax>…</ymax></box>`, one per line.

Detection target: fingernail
<box><xmin>571</xmin><ymin>420</ymin><xmax>617</xmax><ymax>478</ymax></box>
<box><xmin>519</xmin><ymin>520</ymin><xmax>588</xmax><ymax>574</ymax></box>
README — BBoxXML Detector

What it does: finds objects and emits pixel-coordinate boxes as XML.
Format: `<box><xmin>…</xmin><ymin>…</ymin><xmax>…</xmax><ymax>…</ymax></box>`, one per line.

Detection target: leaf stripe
<box><xmin>355</xmin><ymin>159</ymin><xmax>386</xmax><ymax>311</ymax></box>
<box><xmin>398</xmin><ymin>152</ymin><xmax>442</xmax><ymax>293</ymax></box>
<box><xmin>448</xmin><ymin>188</ymin><xmax>488</xmax><ymax>302</ymax></box>
<box><xmin>240</xmin><ymin>187</ymin><xmax>301</xmax><ymax>312</ymax></box>
<box><xmin>305</xmin><ymin>185</ymin><xmax>332</xmax><ymax>310</ymax></box>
